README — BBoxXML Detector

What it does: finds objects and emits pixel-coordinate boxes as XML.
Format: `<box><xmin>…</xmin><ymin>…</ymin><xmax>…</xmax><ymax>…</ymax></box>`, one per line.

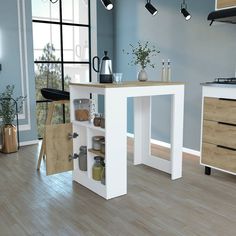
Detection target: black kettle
<box><xmin>92</xmin><ymin>51</ymin><xmax>113</xmax><ymax>83</ymax></box>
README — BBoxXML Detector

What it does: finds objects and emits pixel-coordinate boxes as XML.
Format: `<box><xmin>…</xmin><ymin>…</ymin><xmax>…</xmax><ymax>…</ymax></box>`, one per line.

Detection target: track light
<box><xmin>145</xmin><ymin>0</ymin><xmax>158</xmax><ymax>16</ymax></box>
<box><xmin>101</xmin><ymin>0</ymin><xmax>113</xmax><ymax>11</ymax></box>
<box><xmin>181</xmin><ymin>0</ymin><xmax>191</xmax><ymax>20</ymax></box>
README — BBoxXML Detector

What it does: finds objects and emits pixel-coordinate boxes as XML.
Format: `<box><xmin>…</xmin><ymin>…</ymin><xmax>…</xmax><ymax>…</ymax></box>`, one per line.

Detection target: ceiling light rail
<box><xmin>49</xmin><ymin>0</ymin><xmax>191</xmax><ymax>21</ymax></box>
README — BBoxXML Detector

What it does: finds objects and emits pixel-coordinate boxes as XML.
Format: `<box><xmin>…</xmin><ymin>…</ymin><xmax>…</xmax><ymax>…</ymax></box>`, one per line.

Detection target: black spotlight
<box><xmin>101</xmin><ymin>0</ymin><xmax>113</xmax><ymax>10</ymax></box>
<box><xmin>181</xmin><ymin>0</ymin><xmax>191</xmax><ymax>20</ymax></box>
<box><xmin>145</xmin><ymin>0</ymin><xmax>158</xmax><ymax>16</ymax></box>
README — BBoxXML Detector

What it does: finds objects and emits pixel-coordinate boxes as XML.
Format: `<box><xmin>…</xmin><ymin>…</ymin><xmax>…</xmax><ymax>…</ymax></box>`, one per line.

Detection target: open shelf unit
<box><xmin>72</xmin><ymin>121</ymin><xmax>106</xmax><ymax>199</ymax></box>
<box><xmin>70</xmin><ymin>84</ymin><xmax>128</xmax><ymax>200</ymax></box>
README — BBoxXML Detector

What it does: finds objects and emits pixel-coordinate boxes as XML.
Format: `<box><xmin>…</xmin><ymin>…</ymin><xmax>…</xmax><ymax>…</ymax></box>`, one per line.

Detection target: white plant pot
<box><xmin>138</xmin><ymin>69</ymin><xmax>148</xmax><ymax>81</ymax></box>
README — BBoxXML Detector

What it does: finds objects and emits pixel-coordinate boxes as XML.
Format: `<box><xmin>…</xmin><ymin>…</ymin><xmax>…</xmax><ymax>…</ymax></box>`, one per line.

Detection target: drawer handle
<box><xmin>217</xmin><ymin>145</ymin><xmax>236</xmax><ymax>151</ymax></box>
<box><xmin>68</xmin><ymin>153</ymin><xmax>79</xmax><ymax>161</ymax></box>
<box><xmin>219</xmin><ymin>98</ymin><xmax>236</xmax><ymax>101</ymax></box>
<box><xmin>218</xmin><ymin>122</ymin><xmax>236</xmax><ymax>127</ymax></box>
<box><xmin>68</xmin><ymin>132</ymin><xmax>79</xmax><ymax>140</ymax></box>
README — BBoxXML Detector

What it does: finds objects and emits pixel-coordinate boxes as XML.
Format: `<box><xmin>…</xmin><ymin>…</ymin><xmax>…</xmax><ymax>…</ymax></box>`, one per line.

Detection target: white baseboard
<box><xmin>20</xmin><ymin>140</ymin><xmax>39</xmax><ymax>146</ymax></box>
<box><xmin>0</xmin><ymin>140</ymin><xmax>39</xmax><ymax>150</ymax></box>
<box><xmin>127</xmin><ymin>133</ymin><xmax>200</xmax><ymax>157</ymax></box>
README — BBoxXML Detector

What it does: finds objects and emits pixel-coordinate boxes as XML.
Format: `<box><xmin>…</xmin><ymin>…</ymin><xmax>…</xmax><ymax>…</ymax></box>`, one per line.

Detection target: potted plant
<box><xmin>0</xmin><ymin>85</ymin><xmax>26</xmax><ymax>153</ymax></box>
<box><xmin>124</xmin><ymin>41</ymin><xmax>160</xmax><ymax>81</ymax></box>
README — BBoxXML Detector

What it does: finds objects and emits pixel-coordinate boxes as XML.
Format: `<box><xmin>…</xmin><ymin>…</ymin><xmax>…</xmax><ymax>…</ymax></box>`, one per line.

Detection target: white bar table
<box><xmin>70</xmin><ymin>81</ymin><xmax>184</xmax><ymax>199</ymax></box>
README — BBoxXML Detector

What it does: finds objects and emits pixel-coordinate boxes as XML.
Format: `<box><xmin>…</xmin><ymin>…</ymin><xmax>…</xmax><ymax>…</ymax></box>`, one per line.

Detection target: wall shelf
<box><xmin>88</xmin><ymin>148</ymin><xmax>105</xmax><ymax>158</ymax></box>
<box><xmin>73</xmin><ymin>120</ymin><xmax>105</xmax><ymax>132</ymax></box>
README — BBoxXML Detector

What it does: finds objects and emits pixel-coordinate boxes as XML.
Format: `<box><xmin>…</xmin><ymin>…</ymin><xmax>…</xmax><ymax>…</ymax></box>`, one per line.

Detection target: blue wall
<box><xmin>113</xmin><ymin>0</ymin><xmax>236</xmax><ymax>151</ymax></box>
<box><xmin>0</xmin><ymin>0</ymin><xmax>37</xmax><ymax>143</ymax></box>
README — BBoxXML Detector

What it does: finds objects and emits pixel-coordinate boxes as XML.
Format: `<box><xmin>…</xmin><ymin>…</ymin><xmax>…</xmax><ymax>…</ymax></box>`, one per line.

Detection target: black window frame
<box><xmin>32</xmin><ymin>0</ymin><xmax>92</xmax><ymax>138</ymax></box>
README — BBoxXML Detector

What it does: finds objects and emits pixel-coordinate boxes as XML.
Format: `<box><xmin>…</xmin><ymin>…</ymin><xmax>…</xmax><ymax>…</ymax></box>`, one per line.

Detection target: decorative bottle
<box><xmin>161</xmin><ymin>59</ymin><xmax>166</xmax><ymax>82</ymax></box>
<box><xmin>166</xmin><ymin>59</ymin><xmax>171</xmax><ymax>82</ymax></box>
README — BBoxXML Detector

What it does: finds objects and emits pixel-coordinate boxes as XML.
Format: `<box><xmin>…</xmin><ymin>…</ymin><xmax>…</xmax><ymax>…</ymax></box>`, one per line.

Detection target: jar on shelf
<box><xmin>92</xmin><ymin>156</ymin><xmax>104</xmax><ymax>181</ymax></box>
<box><xmin>74</xmin><ymin>99</ymin><xmax>90</xmax><ymax>121</ymax></box>
<box><xmin>101</xmin><ymin>160</ymin><xmax>106</xmax><ymax>185</ymax></box>
<box><xmin>100</xmin><ymin>141</ymin><xmax>105</xmax><ymax>154</ymax></box>
<box><xmin>89</xmin><ymin>98</ymin><xmax>96</xmax><ymax>123</ymax></box>
<box><xmin>93</xmin><ymin>114</ymin><xmax>101</xmax><ymax>127</ymax></box>
<box><xmin>92</xmin><ymin>136</ymin><xmax>105</xmax><ymax>151</ymax></box>
<box><xmin>100</xmin><ymin>114</ymin><xmax>105</xmax><ymax>129</ymax></box>
<box><xmin>78</xmin><ymin>145</ymin><xmax>87</xmax><ymax>171</ymax></box>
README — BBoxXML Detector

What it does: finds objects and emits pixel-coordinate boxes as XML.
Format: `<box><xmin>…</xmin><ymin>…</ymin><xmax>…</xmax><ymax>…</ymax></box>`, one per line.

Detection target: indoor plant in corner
<box><xmin>124</xmin><ymin>41</ymin><xmax>160</xmax><ymax>81</ymax></box>
<box><xmin>0</xmin><ymin>85</ymin><xmax>26</xmax><ymax>153</ymax></box>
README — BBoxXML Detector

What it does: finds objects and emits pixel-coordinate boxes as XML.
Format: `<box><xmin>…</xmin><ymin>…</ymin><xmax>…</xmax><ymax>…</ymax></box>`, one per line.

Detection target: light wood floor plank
<box><xmin>0</xmin><ymin>140</ymin><xmax>236</xmax><ymax>236</ymax></box>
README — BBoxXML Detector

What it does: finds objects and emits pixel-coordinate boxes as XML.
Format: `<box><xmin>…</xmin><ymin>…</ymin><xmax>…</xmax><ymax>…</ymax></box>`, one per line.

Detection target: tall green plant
<box><xmin>0</xmin><ymin>85</ymin><xmax>26</xmax><ymax>125</ymax></box>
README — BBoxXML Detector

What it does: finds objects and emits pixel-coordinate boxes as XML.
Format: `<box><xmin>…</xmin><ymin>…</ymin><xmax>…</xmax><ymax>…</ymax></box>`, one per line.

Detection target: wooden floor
<box><xmin>0</xmin><ymin>141</ymin><xmax>236</xmax><ymax>236</ymax></box>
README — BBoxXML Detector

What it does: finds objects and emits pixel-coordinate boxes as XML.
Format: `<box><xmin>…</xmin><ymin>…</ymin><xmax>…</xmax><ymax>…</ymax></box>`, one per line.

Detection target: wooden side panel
<box><xmin>203</xmin><ymin>97</ymin><xmax>236</xmax><ymax>124</ymax></box>
<box><xmin>202</xmin><ymin>143</ymin><xmax>236</xmax><ymax>173</ymax></box>
<box><xmin>217</xmin><ymin>0</ymin><xmax>236</xmax><ymax>9</ymax></box>
<box><xmin>45</xmin><ymin>123</ymin><xmax>73</xmax><ymax>176</ymax></box>
<box><xmin>203</xmin><ymin>120</ymin><xmax>236</xmax><ymax>149</ymax></box>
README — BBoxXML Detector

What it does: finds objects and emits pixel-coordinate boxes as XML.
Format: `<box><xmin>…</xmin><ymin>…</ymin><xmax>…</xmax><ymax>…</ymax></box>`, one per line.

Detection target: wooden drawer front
<box><xmin>202</xmin><ymin>143</ymin><xmax>236</xmax><ymax>173</ymax></box>
<box><xmin>204</xmin><ymin>97</ymin><xmax>236</xmax><ymax>124</ymax></box>
<box><xmin>203</xmin><ymin>120</ymin><xmax>236</xmax><ymax>149</ymax></box>
<box><xmin>217</xmin><ymin>0</ymin><xmax>236</xmax><ymax>9</ymax></box>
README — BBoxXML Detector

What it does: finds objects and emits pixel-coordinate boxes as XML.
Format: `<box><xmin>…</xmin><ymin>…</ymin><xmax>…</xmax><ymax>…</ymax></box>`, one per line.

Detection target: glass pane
<box><xmin>62</xmin><ymin>0</ymin><xmax>89</xmax><ymax>25</ymax></box>
<box><xmin>33</xmin><ymin>23</ymin><xmax>61</xmax><ymax>61</ymax></box>
<box><xmin>34</xmin><ymin>63</ymin><xmax>62</xmax><ymax>101</ymax></box>
<box><xmin>36</xmin><ymin>102</ymin><xmax>48</xmax><ymax>139</ymax></box>
<box><xmin>32</xmin><ymin>0</ymin><xmax>60</xmax><ymax>22</ymax></box>
<box><xmin>63</xmin><ymin>26</ymin><xmax>89</xmax><ymax>62</ymax></box>
<box><xmin>36</xmin><ymin>102</ymin><xmax>69</xmax><ymax>139</ymax></box>
<box><xmin>51</xmin><ymin>104</ymin><xmax>70</xmax><ymax>124</ymax></box>
<box><xmin>64</xmin><ymin>64</ymin><xmax>89</xmax><ymax>84</ymax></box>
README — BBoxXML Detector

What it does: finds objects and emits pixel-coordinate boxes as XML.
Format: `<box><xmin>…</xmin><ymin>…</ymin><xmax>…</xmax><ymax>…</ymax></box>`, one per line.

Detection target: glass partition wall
<box><xmin>32</xmin><ymin>0</ymin><xmax>91</xmax><ymax>138</ymax></box>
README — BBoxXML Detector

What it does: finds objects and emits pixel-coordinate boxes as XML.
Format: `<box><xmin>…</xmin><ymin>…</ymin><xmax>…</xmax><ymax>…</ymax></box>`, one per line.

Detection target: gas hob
<box><xmin>202</xmin><ymin>78</ymin><xmax>236</xmax><ymax>87</ymax></box>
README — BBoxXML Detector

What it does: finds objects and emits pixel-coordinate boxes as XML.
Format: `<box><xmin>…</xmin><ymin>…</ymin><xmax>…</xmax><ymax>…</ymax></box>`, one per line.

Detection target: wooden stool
<box><xmin>37</xmin><ymin>100</ymin><xmax>70</xmax><ymax>170</ymax></box>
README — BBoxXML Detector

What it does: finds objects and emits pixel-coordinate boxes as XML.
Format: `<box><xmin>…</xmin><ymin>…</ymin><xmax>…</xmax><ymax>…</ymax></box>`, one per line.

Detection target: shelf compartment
<box><xmin>73</xmin><ymin>169</ymin><xmax>107</xmax><ymax>199</ymax></box>
<box><xmin>88</xmin><ymin>149</ymin><xmax>105</xmax><ymax>158</ymax></box>
<box><xmin>72</xmin><ymin>120</ymin><xmax>105</xmax><ymax>132</ymax></box>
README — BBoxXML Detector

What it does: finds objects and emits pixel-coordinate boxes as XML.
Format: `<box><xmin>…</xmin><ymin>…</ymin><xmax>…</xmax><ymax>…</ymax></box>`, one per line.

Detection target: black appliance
<box><xmin>204</xmin><ymin>77</ymin><xmax>236</xmax><ymax>85</ymax></box>
<box><xmin>208</xmin><ymin>8</ymin><xmax>236</xmax><ymax>25</ymax></box>
<box><xmin>92</xmin><ymin>51</ymin><xmax>113</xmax><ymax>83</ymax></box>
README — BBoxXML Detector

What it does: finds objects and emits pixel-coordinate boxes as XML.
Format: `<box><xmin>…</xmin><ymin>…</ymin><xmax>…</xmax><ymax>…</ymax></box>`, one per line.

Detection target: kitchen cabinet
<box><xmin>201</xmin><ymin>85</ymin><xmax>236</xmax><ymax>176</ymax></box>
<box><xmin>44</xmin><ymin>81</ymin><xmax>184</xmax><ymax>200</ymax></box>
<box><xmin>216</xmin><ymin>0</ymin><xmax>236</xmax><ymax>10</ymax></box>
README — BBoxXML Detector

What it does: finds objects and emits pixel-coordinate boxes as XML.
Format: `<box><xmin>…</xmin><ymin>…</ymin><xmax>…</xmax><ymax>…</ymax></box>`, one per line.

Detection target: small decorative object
<box><xmin>78</xmin><ymin>146</ymin><xmax>87</xmax><ymax>171</ymax></box>
<box><xmin>101</xmin><ymin>161</ymin><xmax>106</xmax><ymax>185</ymax></box>
<box><xmin>161</xmin><ymin>59</ymin><xmax>166</xmax><ymax>82</ymax></box>
<box><xmin>100</xmin><ymin>114</ymin><xmax>105</xmax><ymax>129</ymax></box>
<box><xmin>100</xmin><ymin>141</ymin><xmax>105</xmax><ymax>154</ymax></box>
<box><xmin>92</xmin><ymin>156</ymin><xmax>104</xmax><ymax>181</ymax></box>
<box><xmin>74</xmin><ymin>99</ymin><xmax>90</xmax><ymax>121</ymax></box>
<box><xmin>113</xmin><ymin>73</ymin><xmax>123</xmax><ymax>84</ymax></box>
<box><xmin>89</xmin><ymin>98</ymin><xmax>96</xmax><ymax>123</ymax></box>
<box><xmin>166</xmin><ymin>59</ymin><xmax>171</xmax><ymax>82</ymax></box>
<box><xmin>93</xmin><ymin>114</ymin><xmax>101</xmax><ymax>127</ymax></box>
<box><xmin>92</xmin><ymin>136</ymin><xmax>105</xmax><ymax>151</ymax></box>
<box><xmin>123</xmin><ymin>41</ymin><xmax>160</xmax><ymax>81</ymax></box>
<box><xmin>0</xmin><ymin>85</ymin><xmax>26</xmax><ymax>153</ymax></box>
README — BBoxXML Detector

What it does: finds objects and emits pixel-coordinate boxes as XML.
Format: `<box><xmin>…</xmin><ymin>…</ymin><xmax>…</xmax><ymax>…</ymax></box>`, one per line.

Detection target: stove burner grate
<box><xmin>214</xmin><ymin>78</ymin><xmax>236</xmax><ymax>84</ymax></box>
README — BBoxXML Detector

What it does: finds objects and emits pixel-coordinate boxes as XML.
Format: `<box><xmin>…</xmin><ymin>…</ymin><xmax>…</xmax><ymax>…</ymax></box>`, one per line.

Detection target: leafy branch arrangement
<box><xmin>0</xmin><ymin>85</ymin><xmax>26</xmax><ymax>125</ymax></box>
<box><xmin>123</xmin><ymin>41</ymin><xmax>160</xmax><ymax>70</ymax></box>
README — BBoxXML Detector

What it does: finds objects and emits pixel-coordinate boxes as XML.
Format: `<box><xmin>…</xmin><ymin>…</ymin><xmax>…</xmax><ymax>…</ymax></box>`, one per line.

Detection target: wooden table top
<box><xmin>70</xmin><ymin>81</ymin><xmax>184</xmax><ymax>88</ymax></box>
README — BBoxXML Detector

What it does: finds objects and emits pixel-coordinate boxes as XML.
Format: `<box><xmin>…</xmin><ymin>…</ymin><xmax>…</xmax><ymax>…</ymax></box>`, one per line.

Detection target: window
<box><xmin>32</xmin><ymin>0</ymin><xmax>91</xmax><ymax>138</ymax></box>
